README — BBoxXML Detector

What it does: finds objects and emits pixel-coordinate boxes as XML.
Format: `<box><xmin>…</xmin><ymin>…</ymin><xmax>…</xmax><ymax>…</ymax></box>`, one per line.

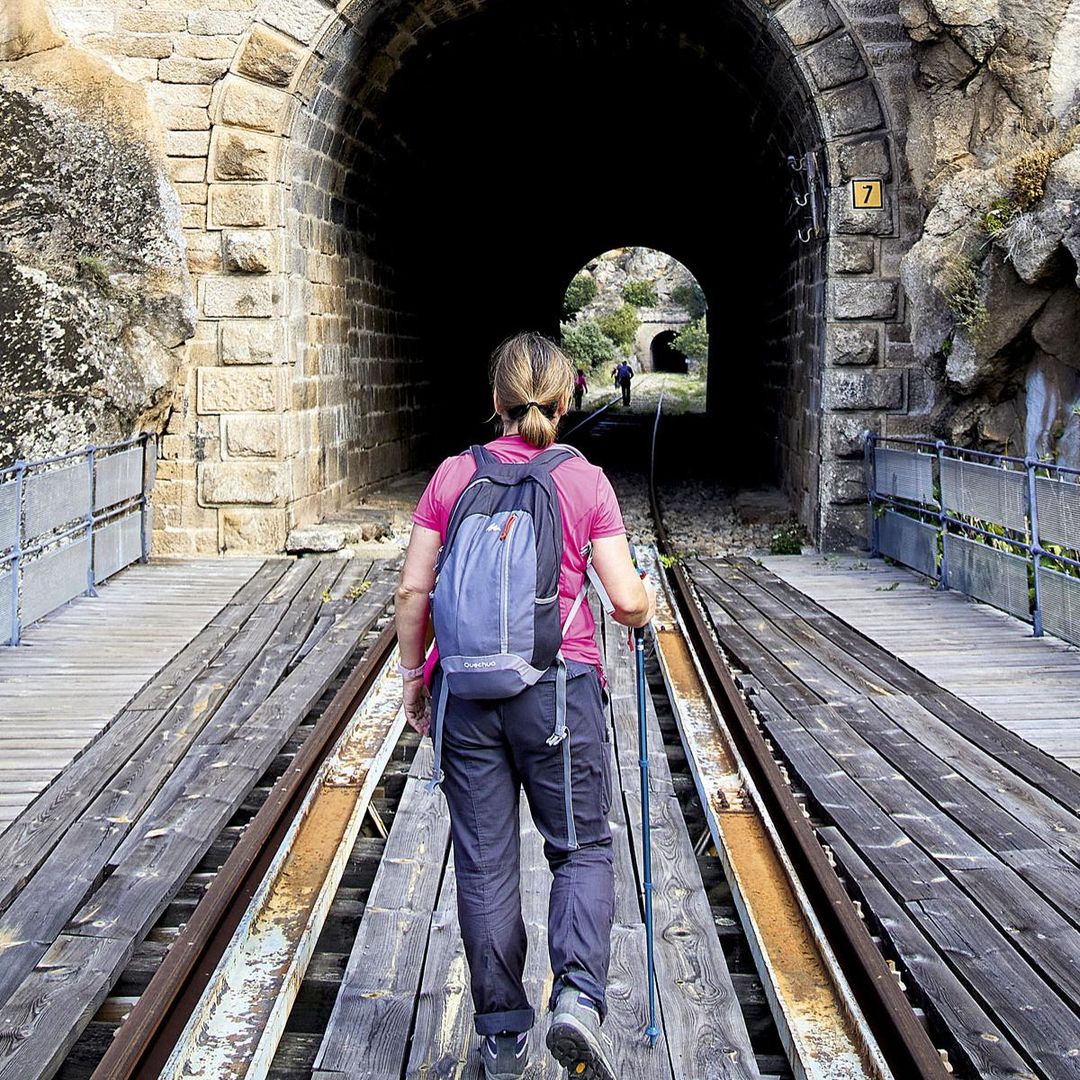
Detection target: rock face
<box><xmin>569</xmin><ymin>247</ymin><xmax>699</xmax><ymax>370</ymax></box>
<box><xmin>899</xmin><ymin>0</ymin><xmax>1080</xmax><ymax>464</ymax></box>
<box><xmin>0</xmin><ymin>2</ymin><xmax>193</xmax><ymax>464</ymax></box>
<box><xmin>577</xmin><ymin>247</ymin><xmax>698</xmax><ymax>314</ymax></box>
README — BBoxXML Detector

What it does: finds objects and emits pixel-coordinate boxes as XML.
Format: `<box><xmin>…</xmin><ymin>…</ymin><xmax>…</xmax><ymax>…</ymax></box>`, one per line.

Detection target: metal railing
<box><xmin>1</xmin><ymin>434</ymin><xmax>156</xmax><ymax>645</ymax></box>
<box><xmin>865</xmin><ymin>433</ymin><xmax>1080</xmax><ymax>647</ymax></box>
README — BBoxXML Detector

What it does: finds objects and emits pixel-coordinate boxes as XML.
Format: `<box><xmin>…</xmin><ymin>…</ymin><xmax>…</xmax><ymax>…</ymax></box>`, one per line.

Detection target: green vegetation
<box><xmin>673</xmin><ymin>318</ymin><xmax>709</xmax><ymax>361</ymax></box>
<box><xmin>575</xmin><ymin>371</ymin><xmax>705</xmax><ymax>415</ymax></box>
<box><xmin>942</xmin><ymin>259</ymin><xmax>988</xmax><ymax>339</ymax></box>
<box><xmin>769</xmin><ymin>524</ymin><xmax>804</xmax><ymax>556</ymax></box>
<box><xmin>982</xmin><ymin>197</ymin><xmax>1018</xmax><ymax>237</ymax></box>
<box><xmin>563</xmin><ymin>272</ymin><xmax>598</xmax><ymax>316</ymax></box>
<box><xmin>1010</xmin><ymin>131</ymin><xmax>1079</xmax><ymax>209</ymax></box>
<box><xmin>75</xmin><ymin>253</ymin><xmax>112</xmax><ymax>293</ymax></box>
<box><xmin>671</xmin><ymin>282</ymin><xmax>707</xmax><ymax>319</ymax></box>
<box><xmin>560</xmin><ymin>320</ymin><xmax>615</xmax><ymax>367</ymax></box>
<box><xmin>622</xmin><ymin>280</ymin><xmax>658</xmax><ymax>307</ymax></box>
<box><xmin>657</xmin><ymin>374</ymin><xmax>707</xmax><ymax>413</ymax></box>
<box><xmin>596</xmin><ymin>304</ymin><xmax>639</xmax><ymax>350</ymax></box>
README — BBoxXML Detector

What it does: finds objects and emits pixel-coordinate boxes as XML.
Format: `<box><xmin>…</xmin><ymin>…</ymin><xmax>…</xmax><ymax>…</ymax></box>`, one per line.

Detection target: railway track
<box><xmin>57</xmin><ymin>614</ymin><xmax>398</xmax><ymax>1079</ymax></box>
<box><xmin>48</xmin><ymin>401</ymin><xmax>953</xmax><ymax>1080</ymax></box>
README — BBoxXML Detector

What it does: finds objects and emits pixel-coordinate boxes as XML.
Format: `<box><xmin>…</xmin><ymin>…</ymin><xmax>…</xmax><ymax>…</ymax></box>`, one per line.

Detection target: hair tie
<box><xmin>507</xmin><ymin>400</ymin><xmax>557</xmax><ymax>421</ymax></box>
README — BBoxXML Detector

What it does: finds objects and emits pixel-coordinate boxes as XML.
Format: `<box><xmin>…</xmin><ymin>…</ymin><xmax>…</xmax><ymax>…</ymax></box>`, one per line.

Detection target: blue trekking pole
<box><xmin>635</xmin><ymin>624</ymin><xmax>661</xmax><ymax>1047</ymax></box>
<box><xmin>629</xmin><ymin>547</ymin><xmax>660</xmax><ymax>1048</ymax></box>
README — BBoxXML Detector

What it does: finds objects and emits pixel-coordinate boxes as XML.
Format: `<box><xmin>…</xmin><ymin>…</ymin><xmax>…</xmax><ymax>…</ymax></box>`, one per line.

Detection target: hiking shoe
<box><xmin>546</xmin><ymin>987</ymin><xmax>616</xmax><ymax>1080</ymax></box>
<box><xmin>481</xmin><ymin>1032</ymin><xmax>529</xmax><ymax>1078</ymax></box>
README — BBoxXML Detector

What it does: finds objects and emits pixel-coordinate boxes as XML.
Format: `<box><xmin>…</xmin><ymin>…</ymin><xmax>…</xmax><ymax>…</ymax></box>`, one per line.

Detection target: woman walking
<box><xmin>573</xmin><ymin>366</ymin><xmax>588</xmax><ymax>410</ymax></box>
<box><xmin>395</xmin><ymin>332</ymin><xmax>655</xmax><ymax>1079</ymax></box>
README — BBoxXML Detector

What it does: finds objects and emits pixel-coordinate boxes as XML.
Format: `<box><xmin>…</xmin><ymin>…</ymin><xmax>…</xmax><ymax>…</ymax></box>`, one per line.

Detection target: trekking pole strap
<box><xmin>426</xmin><ymin>674</ymin><xmax>450</xmax><ymax>793</ymax></box>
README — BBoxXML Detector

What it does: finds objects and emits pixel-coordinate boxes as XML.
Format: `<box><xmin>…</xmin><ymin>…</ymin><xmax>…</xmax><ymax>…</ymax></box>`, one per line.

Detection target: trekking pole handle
<box><xmin>627</xmin><ymin>540</ymin><xmax>648</xmax><ymax>646</ymax></box>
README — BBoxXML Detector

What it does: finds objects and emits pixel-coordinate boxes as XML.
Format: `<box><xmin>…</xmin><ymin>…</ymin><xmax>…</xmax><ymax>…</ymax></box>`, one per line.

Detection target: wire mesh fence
<box><xmin>865</xmin><ymin>434</ymin><xmax>1080</xmax><ymax>647</ymax></box>
<box><xmin>1</xmin><ymin>435</ymin><xmax>155</xmax><ymax>645</ymax></box>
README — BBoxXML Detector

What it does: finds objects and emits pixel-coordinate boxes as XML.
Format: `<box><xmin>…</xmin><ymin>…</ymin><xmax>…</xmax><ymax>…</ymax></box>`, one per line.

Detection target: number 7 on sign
<box><xmin>852</xmin><ymin>178</ymin><xmax>883</xmax><ymax>209</ymax></box>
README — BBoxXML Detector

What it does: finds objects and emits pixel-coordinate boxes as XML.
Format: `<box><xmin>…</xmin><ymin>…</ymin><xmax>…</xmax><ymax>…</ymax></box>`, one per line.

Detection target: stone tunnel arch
<box><xmin>137</xmin><ymin>0</ymin><xmax>904</xmax><ymax>554</ymax></box>
<box><xmin>651</xmin><ymin>331</ymin><xmax>687</xmax><ymax>375</ymax></box>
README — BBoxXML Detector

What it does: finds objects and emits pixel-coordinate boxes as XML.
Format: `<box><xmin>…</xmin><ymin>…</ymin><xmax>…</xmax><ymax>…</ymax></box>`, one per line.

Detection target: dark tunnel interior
<box><xmin>650</xmin><ymin>331</ymin><xmax>688</xmax><ymax>375</ymax></box>
<box><xmin>344</xmin><ymin>0</ymin><xmax>824</xmax><ymax>494</ymax></box>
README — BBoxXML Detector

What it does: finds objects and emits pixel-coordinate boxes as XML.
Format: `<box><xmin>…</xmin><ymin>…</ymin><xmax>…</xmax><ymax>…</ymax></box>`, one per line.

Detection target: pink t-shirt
<box><xmin>412</xmin><ymin>435</ymin><xmax>625</xmax><ymax>671</ymax></box>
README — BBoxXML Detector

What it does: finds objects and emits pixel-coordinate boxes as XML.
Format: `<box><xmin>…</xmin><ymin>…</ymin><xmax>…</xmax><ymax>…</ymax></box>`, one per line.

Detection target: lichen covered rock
<box><xmin>900</xmin><ymin>0</ymin><xmax>1080</xmax><ymax>466</ymax></box>
<box><xmin>0</xmin><ymin>24</ymin><xmax>193</xmax><ymax>465</ymax></box>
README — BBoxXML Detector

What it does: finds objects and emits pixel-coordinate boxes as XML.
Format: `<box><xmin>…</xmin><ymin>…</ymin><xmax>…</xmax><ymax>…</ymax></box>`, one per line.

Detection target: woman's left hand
<box><xmin>403</xmin><ymin>676</ymin><xmax>431</xmax><ymax>736</ymax></box>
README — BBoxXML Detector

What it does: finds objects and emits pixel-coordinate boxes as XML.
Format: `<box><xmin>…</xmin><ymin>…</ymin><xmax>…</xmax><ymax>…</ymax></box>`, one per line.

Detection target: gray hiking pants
<box><xmin>432</xmin><ymin>661</ymin><xmax>615</xmax><ymax>1036</ymax></box>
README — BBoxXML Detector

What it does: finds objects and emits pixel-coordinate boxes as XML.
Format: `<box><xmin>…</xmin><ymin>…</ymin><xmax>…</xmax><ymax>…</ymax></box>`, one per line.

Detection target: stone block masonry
<box><xmin>197</xmin><ymin>366</ymin><xmax>283</xmax><ymax>412</ymax></box>
<box><xmin>200</xmin><ymin>461</ymin><xmax>286</xmax><ymax>505</ymax></box>
<box><xmin>20</xmin><ymin>0</ymin><xmax>925</xmax><ymax>554</ymax></box>
<box><xmin>224</xmin><ymin>415</ymin><xmax>284</xmax><ymax>458</ymax></box>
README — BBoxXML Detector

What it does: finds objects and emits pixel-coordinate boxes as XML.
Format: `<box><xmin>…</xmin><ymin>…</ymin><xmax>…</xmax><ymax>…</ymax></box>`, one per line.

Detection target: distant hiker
<box><xmin>396</xmin><ymin>332</ymin><xmax>656</xmax><ymax>1080</ymax></box>
<box><xmin>573</xmin><ymin>367</ymin><xmax>588</xmax><ymax>410</ymax></box>
<box><xmin>615</xmin><ymin>360</ymin><xmax>633</xmax><ymax>406</ymax></box>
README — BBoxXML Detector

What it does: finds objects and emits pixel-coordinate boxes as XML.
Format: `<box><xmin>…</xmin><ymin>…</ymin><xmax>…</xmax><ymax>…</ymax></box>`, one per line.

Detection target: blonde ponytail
<box><xmin>490</xmin><ymin>332</ymin><xmax>574</xmax><ymax>449</ymax></box>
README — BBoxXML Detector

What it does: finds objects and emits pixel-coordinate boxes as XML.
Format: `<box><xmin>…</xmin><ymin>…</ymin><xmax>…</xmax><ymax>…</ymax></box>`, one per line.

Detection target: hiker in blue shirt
<box><xmin>614</xmin><ymin>360</ymin><xmax>633</xmax><ymax>406</ymax></box>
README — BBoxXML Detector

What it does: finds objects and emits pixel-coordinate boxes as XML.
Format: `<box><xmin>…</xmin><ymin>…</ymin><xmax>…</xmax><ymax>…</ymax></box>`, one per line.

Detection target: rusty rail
<box><xmin>646</xmin><ymin>398</ymin><xmax>947</xmax><ymax>1080</ymax></box>
<box><xmin>91</xmin><ymin>620</ymin><xmax>398</xmax><ymax>1080</ymax></box>
<box><xmin>560</xmin><ymin>392</ymin><xmax>622</xmax><ymax>439</ymax></box>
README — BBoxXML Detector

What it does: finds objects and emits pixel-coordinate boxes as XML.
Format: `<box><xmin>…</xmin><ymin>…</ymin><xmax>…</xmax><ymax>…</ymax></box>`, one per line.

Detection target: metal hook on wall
<box><xmin>787</xmin><ymin>148</ymin><xmax>825</xmax><ymax>243</ymax></box>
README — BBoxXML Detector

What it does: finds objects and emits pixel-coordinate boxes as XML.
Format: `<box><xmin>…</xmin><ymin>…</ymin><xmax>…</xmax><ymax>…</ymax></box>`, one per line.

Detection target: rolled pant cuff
<box><xmin>475</xmin><ymin>1006</ymin><xmax>536</xmax><ymax>1036</ymax></box>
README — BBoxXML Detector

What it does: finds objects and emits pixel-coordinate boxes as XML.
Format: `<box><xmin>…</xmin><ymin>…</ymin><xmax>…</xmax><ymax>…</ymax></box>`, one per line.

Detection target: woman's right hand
<box><xmin>591</xmin><ymin>534</ymin><xmax>658</xmax><ymax>629</ymax></box>
<box><xmin>641</xmin><ymin>577</ymin><xmax>658</xmax><ymax>625</ymax></box>
<box><xmin>403</xmin><ymin>677</ymin><xmax>431</xmax><ymax>736</ymax></box>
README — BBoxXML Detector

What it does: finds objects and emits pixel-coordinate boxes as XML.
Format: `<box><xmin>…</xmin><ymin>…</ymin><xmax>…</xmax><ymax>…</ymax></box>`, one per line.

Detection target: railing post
<box><xmin>140</xmin><ymin>433</ymin><xmax>153</xmax><ymax>563</ymax></box>
<box><xmin>865</xmin><ymin>431</ymin><xmax>879</xmax><ymax>557</ymax></box>
<box><xmin>936</xmin><ymin>441</ymin><xmax>948</xmax><ymax>590</ymax></box>
<box><xmin>85</xmin><ymin>445</ymin><xmax>98</xmax><ymax>598</ymax></box>
<box><xmin>8</xmin><ymin>461</ymin><xmax>26</xmax><ymax>647</ymax></box>
<box><xmin>1026</xmin><ymin>456</ymin><xmax>1044</xmax><ymax>637</ymax></box>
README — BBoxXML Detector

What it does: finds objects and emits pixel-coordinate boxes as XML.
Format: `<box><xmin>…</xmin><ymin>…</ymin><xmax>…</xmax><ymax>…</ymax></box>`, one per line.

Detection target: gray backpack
<box><xmin>426</xmin><ymin>443</ymin><xmax>611</xmax><ymax>791</ymax></box>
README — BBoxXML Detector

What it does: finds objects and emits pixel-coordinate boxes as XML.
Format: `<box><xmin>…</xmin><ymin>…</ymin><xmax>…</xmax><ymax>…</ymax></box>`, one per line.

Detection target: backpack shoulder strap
<box><xmin>470</xmin><ymin>444</ymin><xmax>499</xmax><ymax>468</ymax></box>
<box><xmin>530</xmin><ymin>443</ymin><xmax>583</xmax><ymax>475</ymax></box>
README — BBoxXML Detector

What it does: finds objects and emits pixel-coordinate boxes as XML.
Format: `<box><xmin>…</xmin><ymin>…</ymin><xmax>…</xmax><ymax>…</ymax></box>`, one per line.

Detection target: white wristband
<box><xmin>397</xmin><ymin>661</ymin><xmax>425</xmax><ymax>679</ymax></box>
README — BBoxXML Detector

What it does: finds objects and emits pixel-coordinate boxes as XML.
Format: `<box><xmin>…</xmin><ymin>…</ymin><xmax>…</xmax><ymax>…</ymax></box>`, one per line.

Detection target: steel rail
<box><xmin>560</xmin><ymin>392</ymin><xmax>622</xmax><ymax>439</ymax></box>
<box><xmin>646</xmin><ymin>398</ymin><xmax>948</xmax><ymax>1080</ymax></box>
<box><xmin>90</xmin><ymin>619</ymin><xmax>399</xmax><ymax>1080</ymax></box>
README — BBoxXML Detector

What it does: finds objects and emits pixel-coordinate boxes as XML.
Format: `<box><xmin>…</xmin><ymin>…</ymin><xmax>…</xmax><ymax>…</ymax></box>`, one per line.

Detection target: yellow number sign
<box><xmin>851</xmin><ymin>178</ymin><xmax>884</xmax><ymax>210</ymax></box>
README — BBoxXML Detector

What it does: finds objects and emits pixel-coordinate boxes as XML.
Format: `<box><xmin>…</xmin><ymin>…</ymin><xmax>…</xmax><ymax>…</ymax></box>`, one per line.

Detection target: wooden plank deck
<box><xmin>0</xmin><ymin>557</ymin><xmax>265</xmax><ymax>831</ymax></box>
<box><xmin>688</xmin><ymin>557</ymin><xmax>1080</xmax><ymax>1080</ymax></box>
<box><xmin>0</xmin><ymin>557</ymin><xmax>400</xmax><ymax>1080</ymax></box>
<box><xmin>314</xmin><ymin>611</ymin><xmax>760</xmax><ymax>1080</ymax></box>
<box><xmin>763</xmin><ymin>554</ymin><xmax>1080</xmax><ymax>772</ymax></box>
